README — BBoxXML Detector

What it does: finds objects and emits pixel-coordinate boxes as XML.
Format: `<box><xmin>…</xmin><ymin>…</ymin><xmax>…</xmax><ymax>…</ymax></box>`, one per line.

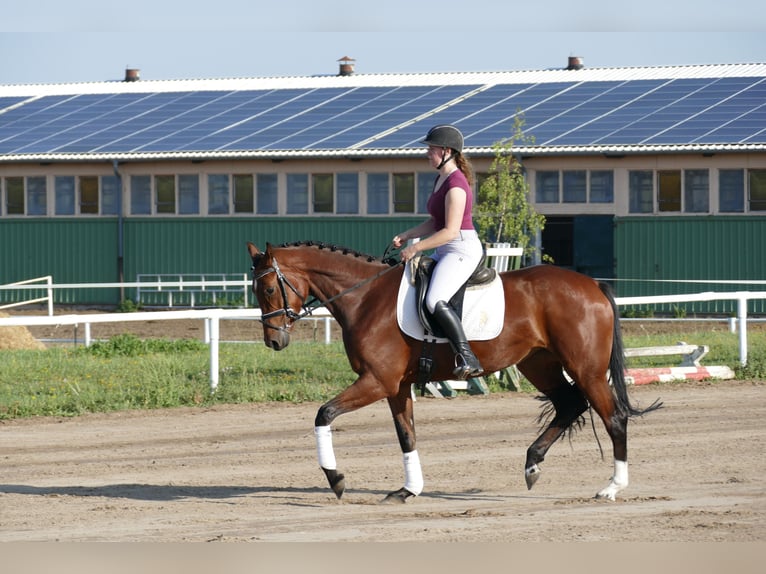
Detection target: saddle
<box><xmin>413</xmin><ymin>250</ymin><xmax>496</xmax><ymax>338</ymax></box>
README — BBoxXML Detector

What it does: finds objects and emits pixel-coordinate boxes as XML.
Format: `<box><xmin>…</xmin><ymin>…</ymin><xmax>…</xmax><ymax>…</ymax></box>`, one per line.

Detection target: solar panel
<box><xmin>0</xmin><ymin>68</ymin><xmax>764</xmax><ymax>156</ymax></box>
<box><xmin>0</xmin><ymin>96</ymin><xmax>27</xmax><ymax>112</ymax></box>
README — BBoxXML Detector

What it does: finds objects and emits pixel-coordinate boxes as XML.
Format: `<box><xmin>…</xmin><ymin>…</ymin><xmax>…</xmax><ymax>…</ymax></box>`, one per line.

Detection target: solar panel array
<box><xmin>1</xmin><ymin>75</ymin><xmax>764</xmax><ymax>157</ymax></box>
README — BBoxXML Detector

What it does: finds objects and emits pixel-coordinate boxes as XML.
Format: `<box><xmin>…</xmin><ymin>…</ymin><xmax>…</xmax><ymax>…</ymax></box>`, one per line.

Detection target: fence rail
<box><xmin>136</xmin><ymin>273</ymin><xmax>250</xmax><ymax>308</ymax></box>
<box><xmin>0</xmin><ymin>276</ymin><xmax>54</xmax><ymax>316</ymax></box>
<box><xmin>2</xmin><ymin>278</ymin><xmax>766</xmax><ymax>393</ymax></box>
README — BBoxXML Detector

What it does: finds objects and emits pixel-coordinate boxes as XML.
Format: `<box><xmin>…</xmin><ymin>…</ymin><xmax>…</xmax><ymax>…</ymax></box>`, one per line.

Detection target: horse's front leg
<box><xmin>313</xmin><ymin>374</ymin><xmax>388</xmax><ymax>500</ymax></box>
<box><xmin>381</xmin><ymin>384</ymin><xmax>423</xmax><ymax>504</ymax></box>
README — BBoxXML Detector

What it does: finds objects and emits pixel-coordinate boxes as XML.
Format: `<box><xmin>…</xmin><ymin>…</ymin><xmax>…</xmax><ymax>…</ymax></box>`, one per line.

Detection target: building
<box><xmin>1</xmin><ymin>57</ymin><xmax>764</xmax><ymax>311</ymax></box>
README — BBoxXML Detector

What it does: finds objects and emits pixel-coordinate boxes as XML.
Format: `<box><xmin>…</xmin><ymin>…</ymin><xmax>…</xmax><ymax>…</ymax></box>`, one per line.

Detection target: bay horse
<box><xmin>246</xmin><ymin>240</ymin><xmax>660</xmax><ymax>503</ymax></box>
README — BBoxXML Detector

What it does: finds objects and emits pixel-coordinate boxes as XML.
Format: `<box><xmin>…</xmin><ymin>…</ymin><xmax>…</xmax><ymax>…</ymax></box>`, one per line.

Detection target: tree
<box><xmin>474</xmin><ymin>114</ymin><xmax>548</xmax><ymax>262</ymax></box>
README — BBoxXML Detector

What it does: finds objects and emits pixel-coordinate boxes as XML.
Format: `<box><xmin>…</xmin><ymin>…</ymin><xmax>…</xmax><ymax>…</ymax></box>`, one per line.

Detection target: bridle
<box><xmin>251</xmin><ymin>246</ymin><xmax>402</xmax><ymax>333</ymax></box>
<box><xmin>251</xmin><ymin>257</ymin><xmax>306</xmax><ymax>332</ymax></box>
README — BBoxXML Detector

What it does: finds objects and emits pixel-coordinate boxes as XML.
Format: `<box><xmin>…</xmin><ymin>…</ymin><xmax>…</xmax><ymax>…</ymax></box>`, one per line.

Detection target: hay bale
<box><xmin>0</xmin><ymin>311</ymin><xmax>46</xmax><ymax>350</ymax></box>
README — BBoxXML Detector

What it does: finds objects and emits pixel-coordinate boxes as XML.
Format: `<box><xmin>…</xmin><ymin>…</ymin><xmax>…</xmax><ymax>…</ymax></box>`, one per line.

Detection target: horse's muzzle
<box><xmin>265</xmin><ymin>332</ymin><xmax>290</xmax><ymax>351</ymax></box>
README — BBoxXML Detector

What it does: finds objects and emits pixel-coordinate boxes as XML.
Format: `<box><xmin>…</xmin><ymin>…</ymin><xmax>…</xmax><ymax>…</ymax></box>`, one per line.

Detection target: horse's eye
<box><xmin>265</xmin><ymin>286</ymin><xmax>276</xmax><ymax>296</ymax></box>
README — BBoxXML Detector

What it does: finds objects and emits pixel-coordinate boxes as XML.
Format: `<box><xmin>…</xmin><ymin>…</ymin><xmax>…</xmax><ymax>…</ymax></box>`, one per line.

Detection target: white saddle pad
<box><xmin>396</xmin><ymin>263</ymin><xmax>505</xmax><ymax>342</ymax></box>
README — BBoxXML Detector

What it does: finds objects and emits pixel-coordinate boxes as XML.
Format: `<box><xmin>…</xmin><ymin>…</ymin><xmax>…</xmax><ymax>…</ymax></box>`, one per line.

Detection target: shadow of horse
<box><xmin>0</xmin><ymin>483</ymin><xmax>512</xmax><ymax>504</ymax></box>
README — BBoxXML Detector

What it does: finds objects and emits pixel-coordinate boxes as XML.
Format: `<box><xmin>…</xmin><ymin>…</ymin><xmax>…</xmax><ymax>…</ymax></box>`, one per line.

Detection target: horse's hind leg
<box><xmin>576</xmin><ymin>378</ymin><xmax>629</xmax><ymax>501</ymax></box>
<box><xmin>518</xmin><ymin>353</ymin><xmax>589</xmax><ymax>490</ymax></box>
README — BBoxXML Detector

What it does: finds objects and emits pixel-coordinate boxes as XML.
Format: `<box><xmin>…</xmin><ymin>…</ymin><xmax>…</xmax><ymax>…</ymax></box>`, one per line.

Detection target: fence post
<box><xmin>209</xmin><ymin>313</ymin><xmax>220</xmax><ymax>393</ymax></box>
<box><xmin>46</xmin><ymin>276</ymin><xmax>54</xmax><ymax>316</ymax></box>
<box><xmin>738</xmin><ymin>296</ymin><xmax>748</xmax><ymax>366</ymax></box>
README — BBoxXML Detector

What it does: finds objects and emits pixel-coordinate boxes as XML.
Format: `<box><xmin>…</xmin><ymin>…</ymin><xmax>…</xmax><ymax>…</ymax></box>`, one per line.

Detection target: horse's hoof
<box><xmin>525</xmin><ymin>464</ymin><xmax>541</xmax><ymax>490</ymax></box>
<box><xmin>322</xmin><ymin>468</ymin><xmax>346</xmax><ymax>499</ymax></box>
<box><xmin>381</xmin><ymin>487</ymin><xmax>415</xmax><ymax>504</ymax></box>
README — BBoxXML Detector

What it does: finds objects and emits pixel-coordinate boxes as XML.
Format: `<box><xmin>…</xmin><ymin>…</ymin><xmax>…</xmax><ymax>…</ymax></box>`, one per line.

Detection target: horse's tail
<box><xmin>599</xmin><ymin>282</ymin><xmax>663</xmax><ymax>417</ymax></box>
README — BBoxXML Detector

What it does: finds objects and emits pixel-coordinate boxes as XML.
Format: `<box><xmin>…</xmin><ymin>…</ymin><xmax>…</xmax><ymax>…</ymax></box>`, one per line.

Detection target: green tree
<box><xmin>475</xmin><ymin>115</ymin><xmax>548</xmax><ymax>262</ymax></box>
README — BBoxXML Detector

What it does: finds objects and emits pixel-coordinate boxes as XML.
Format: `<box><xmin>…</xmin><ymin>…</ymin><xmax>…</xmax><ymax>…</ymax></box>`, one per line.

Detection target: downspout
<box><xmin>112</xmin><ymin>159</ymin><xmax>125</xmax><ymax>302</ymax></box>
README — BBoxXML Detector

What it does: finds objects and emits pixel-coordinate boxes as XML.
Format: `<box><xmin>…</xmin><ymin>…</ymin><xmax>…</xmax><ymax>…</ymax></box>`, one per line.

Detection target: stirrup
<box><xmin>452</xmin><ymin>354</ymin><xmax>482</xmax><ymax>380</ymax></box>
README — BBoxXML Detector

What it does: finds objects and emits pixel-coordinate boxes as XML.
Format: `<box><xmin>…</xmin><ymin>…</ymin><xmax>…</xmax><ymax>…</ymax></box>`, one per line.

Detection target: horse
<box><xmin>246</xmin><ymin>240</ymin><xmax>661</xmax><ymax>503</ymax></box>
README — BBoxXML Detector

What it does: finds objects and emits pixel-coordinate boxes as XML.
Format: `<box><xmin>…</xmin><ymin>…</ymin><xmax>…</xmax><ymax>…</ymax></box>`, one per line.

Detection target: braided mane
<box><xmin>279</xmin><ymin>241</ymin><xmax>399</xmax><ymax>266</ymax></box>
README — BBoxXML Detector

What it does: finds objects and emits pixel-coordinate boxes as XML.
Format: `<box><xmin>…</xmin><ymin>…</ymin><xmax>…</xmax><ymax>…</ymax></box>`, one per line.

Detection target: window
<box><xmin>131</xmin><ymin>176</ymin><xmax>151</xmax><ymax>215</ymax></box>
<box><xmin>208</xmin><ymin>174</ymin><xmax>230</xmax><ymax>215</ymax></box>
<box><xmin>535</xmin><ymin>171</ymin><xmax>559</xmax><ymax>203</ymax></box>
<box><xmin>312</xmin><ymin>174</ymin><xmax>333</xmax><ymax>213</ymax></box>
<box><xmin>750</xmin><ymin>170</ymin><xmax>766</xmax><ymax>211</ymax></box>
<box><xmin>393</xmin><ymin>173</ymin><xmax>415</xmax><ymax>213</ymax></box>
<box><xmin>55</xmin><ymin>176</ymin><xmax>76</xmax><ymax>215</ymax></box>
<box><xmin>286</xmin><ymin>174</ymin><xmax>308</xmax><ymax>214</ymax></box>
<box><xmin>27</xmin><ymin>176</ymin><xmax>47</xmax><ymax>215</ymax></box>
<box><xmin>178</xmin><ymin>175</ymin><xmax>200</xmax><ymax>214</ymax></box>
<box><xmin>657</xmin><ymin>170</ymin><xmax>681</xmax><ymax>212</ymax></box>
<box><xmin>79</xmin><ymin>176</ymin><xmax>99</xmax><ymax>214</ymax></box>
<box><xmin>629</xmin><ymin>171</ymin><xmax>653</xmax><ymax>213</ymax></box>
<box><xmin>156</xmin><ymin>175</ymin><xmax>176</xmax><ymax>214</ymax></box>
<box><xmin>336</xmin><ymin>173</ymin><xmax>359</xmax><ymax>214</ymax></box>
<box><xmin>417</xmin><ymin>172</ymin><xmax>434</xmax><ymax>214</ymax></box>
<box><xmin>5</xmin><ymin>177</ymin><xmax>24</xmax><ymax>214</ymax></box>
<box><xmin>719</xmin><ymin>169</ymin><xmax>744</xmax><ymax>212</ymax></box>
<box><xmin>590</xmin><ymin>171</ymin><xmax>614</xmax><ymax>203</ymax></box>
<box><xmin>257</xmin><ymin>173</ymin><xmax>278</xmax><ymax>214</ymax></box>
<box><xmin>101</xmin><ymin>175</ymin><xmax>120</xmax><ymax>215</ymax></box>
<box><xmin>562</xmin><ymin>170</ymin><xmax>586</xmax><ymax>203</ymax></box>
<box><xmin>684</xmin><ymin>169</ymin><xmax>709</xmax><ymax>213</ymax></box>
<box><xmin>234</xmin><ymin>174</ymin><xmax>254</xmax><ymax>213</ymax></box>
<box><xmin>367</xmin><ymin>173</ymin><xmax>389</xmax><ymax>214</ymax></box>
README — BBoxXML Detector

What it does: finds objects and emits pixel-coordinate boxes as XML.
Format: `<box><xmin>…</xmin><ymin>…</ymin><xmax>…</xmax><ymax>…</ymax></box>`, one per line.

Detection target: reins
<box><xmin>252</xmin><ymin>244</ymin><xmax>402</xmax><ymax>332</ymax></box>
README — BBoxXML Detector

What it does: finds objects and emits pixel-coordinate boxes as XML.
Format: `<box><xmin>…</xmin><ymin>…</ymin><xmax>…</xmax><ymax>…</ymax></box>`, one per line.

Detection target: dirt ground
<box><xmin>1</xmin><ymin>307</ymin><xmax>764</xmax><ymax>543</ymax></box>
<box><xmin>1</xmin><ymin>379</ymin><xmax>764</xmax><ymax>542</ymax></box>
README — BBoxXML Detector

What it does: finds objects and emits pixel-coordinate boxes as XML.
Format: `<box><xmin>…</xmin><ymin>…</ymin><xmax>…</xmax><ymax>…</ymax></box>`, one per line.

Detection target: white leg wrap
<box><xmin>403</xmin><ymin>450</ymin><xmax>424</xmax><ymax>496</ymax></box>
<box><xmin>597</xmin><ymin>458</ymin><xmax>629</xmax><ymax>501</ymax></box>
<box><xmin>314</xmin><ymin>425</ymin><xmax>336</xmax><ymax>470</ymax></box>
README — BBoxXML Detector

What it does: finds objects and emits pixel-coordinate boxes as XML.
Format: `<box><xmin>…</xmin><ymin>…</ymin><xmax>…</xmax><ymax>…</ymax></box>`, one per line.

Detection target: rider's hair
<box><xmin>455</xmin><ymin>152</ymin><xmax>475</xmax><ymax>188</ymax></box>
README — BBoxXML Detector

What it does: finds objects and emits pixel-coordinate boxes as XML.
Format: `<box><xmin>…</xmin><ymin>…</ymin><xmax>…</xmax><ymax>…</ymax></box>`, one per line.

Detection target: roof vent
<box><xmin>567</xmin><ymin>56</ymin><xmax>584</xmax><ymax>70</ymax></box>
<box><xmin>337</xmin><ymin>56</ymin><xmax>355</xmax><ymax>76</ymax></box>
<box><xmin>124</xmin><ymin>68</ymin><xmax>140</xmax><ymax>82</ymax></box>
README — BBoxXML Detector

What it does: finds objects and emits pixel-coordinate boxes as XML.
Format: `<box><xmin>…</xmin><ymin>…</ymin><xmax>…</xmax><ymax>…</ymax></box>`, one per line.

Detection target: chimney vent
<box><xmin>337</xmin><ymin>56</ymin><xmax>355</xmax><ymax>76</ymax></box>
<box><xmin>124</xmin><ymin>68</ymin><xmax>140</xmax><ymax>82</ymax></box>
<box><xmin>566</xmin><ymin>56</ymin><xmax>584</xmax><ymax>70</ymax></box>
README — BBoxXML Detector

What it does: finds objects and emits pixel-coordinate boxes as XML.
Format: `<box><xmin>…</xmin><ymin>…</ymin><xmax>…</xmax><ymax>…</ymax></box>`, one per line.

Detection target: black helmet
<box><xmin>421</xmin><ymin>124</ymin><xmax>464</xmax><ymax>153</ymax></box>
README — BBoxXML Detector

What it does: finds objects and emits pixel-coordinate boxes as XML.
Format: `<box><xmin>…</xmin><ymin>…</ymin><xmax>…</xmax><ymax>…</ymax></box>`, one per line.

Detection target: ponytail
<box><xmin>454</xmin><ymin>153</ymin><xmax>475</xmax><ymax>188</ymax></box>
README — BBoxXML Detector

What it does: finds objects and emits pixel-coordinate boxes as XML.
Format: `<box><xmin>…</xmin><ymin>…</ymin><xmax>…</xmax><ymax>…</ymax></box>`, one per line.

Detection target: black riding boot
<box><xmin>431</xmin><ymin>300</ymin><xmax>484</xmax><ymax>379</ymax></box>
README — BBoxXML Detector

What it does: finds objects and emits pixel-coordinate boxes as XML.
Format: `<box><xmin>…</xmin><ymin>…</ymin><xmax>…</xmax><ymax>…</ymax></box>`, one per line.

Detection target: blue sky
<box><xmin>1</xmin><ymin>1</ymin><xmax>764</xmax><ymax>84</ymax></box>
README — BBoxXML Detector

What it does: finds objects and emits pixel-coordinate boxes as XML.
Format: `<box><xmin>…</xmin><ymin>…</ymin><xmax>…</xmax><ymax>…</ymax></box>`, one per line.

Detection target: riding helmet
<box><xmin>421</xmin><ymin>125</ymin><xmax>464</xmax><ymax>153</ymax></box>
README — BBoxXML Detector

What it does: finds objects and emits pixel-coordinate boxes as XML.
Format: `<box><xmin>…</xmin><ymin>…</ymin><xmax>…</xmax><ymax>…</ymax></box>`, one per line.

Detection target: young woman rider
<box><xmin>392</xmin><ymin>124</ymin><xmax>484</xmax><ymax>379</ymax></box>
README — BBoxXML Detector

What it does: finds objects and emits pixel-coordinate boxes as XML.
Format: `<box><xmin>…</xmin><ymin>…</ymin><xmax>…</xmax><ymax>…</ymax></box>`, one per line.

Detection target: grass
<box><xmin>1</xmin><ymin>329</ymin><xmax>764</xmax><ymax>420</ymax></box>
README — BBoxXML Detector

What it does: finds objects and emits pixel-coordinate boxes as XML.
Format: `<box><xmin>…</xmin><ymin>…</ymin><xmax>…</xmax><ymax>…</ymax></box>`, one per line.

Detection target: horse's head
<box><xmin>247</xmin><ymin>242</ymin><xmax>308</xmax><ymax>351</ymax></box>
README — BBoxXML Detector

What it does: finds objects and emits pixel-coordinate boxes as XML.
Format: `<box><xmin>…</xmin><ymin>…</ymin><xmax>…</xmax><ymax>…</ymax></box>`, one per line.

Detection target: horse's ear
<box><xmin>246</xmin><ymin>242</ymin><xmax>261</xmax><ymax>259</ymax></box>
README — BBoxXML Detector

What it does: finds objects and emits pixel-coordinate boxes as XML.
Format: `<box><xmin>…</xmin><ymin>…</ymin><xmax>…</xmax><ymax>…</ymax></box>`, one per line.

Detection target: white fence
<box><xmin>136</xmin><ymin>273</ymin><xmax>250</xmax><ymax>308</ymax></box>
<box><xmin>2</xmin><ymin>274</ymin><xmax>766</xmax><ymax>393</ymax></box>
<box><xmin>0</xmin><ymin>276</ymin><xmax>54</xmax><ymax>316</ymax></box>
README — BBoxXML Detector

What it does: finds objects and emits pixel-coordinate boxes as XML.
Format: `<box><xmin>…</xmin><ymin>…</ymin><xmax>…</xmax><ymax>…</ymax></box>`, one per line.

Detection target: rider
<box><xmin>392</xmin><ymin>124</ymin><xmax>484</xmax><ymax>379</ymax></box>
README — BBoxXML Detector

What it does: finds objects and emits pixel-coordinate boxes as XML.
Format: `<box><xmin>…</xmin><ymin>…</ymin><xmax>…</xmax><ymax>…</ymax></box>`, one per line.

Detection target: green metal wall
<box><xmin>614</xmin><ymin>216</ymin><xmax>766</xmax><ymax>314</ymax></box>
<box><xmin>4</xmin><ymin>215</ymin><xmax>763</xmax><ymax>312</ymax></box>
<box><xmin>2</xmin><ymin>217</ymin><xmax>420</xmax><ymax>305</ymax></box>
<box><xmin>0</xmin><ymin>218</ymin><xmax>119</xmax><ymax>304</ymax></box>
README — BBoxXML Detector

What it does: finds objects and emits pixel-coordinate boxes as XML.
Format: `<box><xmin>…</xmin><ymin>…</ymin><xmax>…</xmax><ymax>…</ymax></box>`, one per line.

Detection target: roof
<box><xmin>1</xmin><ymin>62</ymin><xmax>765</xmax><ymax>162</ymax></box>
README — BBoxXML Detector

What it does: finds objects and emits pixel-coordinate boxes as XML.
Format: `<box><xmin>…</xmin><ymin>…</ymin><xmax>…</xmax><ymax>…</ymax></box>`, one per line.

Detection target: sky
<box><xmin>1</xmin><ymin>1</ymin><xmax>764</xmax><ymax>85</ymax></box>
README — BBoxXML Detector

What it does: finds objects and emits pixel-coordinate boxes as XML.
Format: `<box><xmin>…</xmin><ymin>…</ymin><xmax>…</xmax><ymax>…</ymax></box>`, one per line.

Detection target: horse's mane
<box><xmin>278</xmin><ymin>241</ymin><xmax>399</xmax><ymax>266</ymax></box>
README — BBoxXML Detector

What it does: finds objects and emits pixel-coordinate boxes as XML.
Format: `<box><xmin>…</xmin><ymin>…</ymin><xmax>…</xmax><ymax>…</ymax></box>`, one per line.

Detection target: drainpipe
<box><xmin>112</xmin><ymin>159</ymin><xmax>125</xmax><ymax>302</ymax></box>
